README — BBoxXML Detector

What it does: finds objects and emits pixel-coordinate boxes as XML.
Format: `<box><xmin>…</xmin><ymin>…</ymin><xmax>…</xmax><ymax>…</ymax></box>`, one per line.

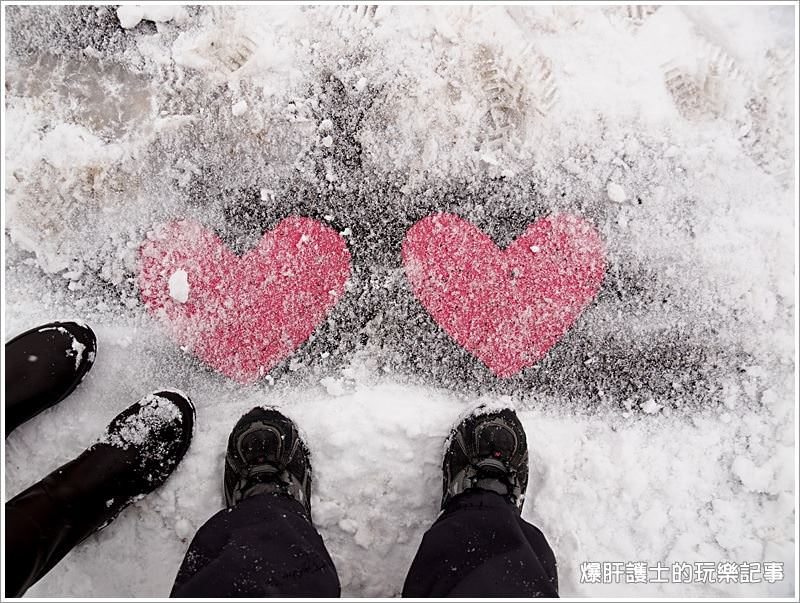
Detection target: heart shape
<box><xmin>139</xmin><ymin>218</ymin><xmax>351</xmax><ymax>383</ymax></box>
<box><xmin>402</xmin><ymin>213</ymin><xmax>606</xmax><ymax>377</ymax></box>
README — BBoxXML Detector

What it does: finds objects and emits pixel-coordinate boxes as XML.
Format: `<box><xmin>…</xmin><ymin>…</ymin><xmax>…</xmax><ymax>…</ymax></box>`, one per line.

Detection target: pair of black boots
<box><xmin>6</xmin><ymin>321</ymin><xmax>531</xmax><ymax>596</ymax></box>
<box><xmin>5</xmin><ymin>322</ymin><xmax>195</xmax><ymax>597</ymax></box>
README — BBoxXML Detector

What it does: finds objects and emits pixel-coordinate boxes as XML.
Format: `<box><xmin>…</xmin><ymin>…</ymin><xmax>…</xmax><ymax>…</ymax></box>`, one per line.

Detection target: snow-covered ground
<box><xmin>3</xmin><ymin>3</ymin><xmax>796</xmax><ymax>597</ymax></box>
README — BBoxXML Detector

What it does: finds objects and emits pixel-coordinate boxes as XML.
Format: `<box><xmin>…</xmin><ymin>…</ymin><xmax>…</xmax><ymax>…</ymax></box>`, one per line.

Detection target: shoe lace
<box><xmin>235</xmin><ymin>462</ymin><xmax>290</xmax><ymax>500</ymax></box>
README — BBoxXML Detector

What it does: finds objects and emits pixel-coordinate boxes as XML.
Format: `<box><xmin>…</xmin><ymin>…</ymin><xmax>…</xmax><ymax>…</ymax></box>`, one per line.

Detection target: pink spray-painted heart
<box><xmin>402</xmin><ymin>213</ymin><xmax>606</xmax><ymax>377</ymax></box>
<box><xmin>139</xmin><ymin>218</ymin><xmax>351</xmax><ymax>383</ymax></box>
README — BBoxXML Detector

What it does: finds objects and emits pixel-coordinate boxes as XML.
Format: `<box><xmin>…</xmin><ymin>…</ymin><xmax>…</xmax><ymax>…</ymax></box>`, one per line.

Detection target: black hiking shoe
<box><xmin>5</xmin><ymin>321</ymin><xmax>97</xmax><ymax>436</ymax></box>
<box><xmin>442</xmin><ymin>405</ymin><xmax>529</xmax><ymax>511</ymax></box>
<box><xmin>224</xmin><ymin>407</ymin><xmax>312</xmax><ymax>516</ymax></box>
<box><xmin>6</xmin><ymin>390</ymin><xmax>195</xmax><ymax>596</ymax></box>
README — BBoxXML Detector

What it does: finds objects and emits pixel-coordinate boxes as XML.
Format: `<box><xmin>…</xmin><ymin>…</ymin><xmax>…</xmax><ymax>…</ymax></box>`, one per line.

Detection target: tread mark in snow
<box><xmin>663</xmin><ymin>35</ymin><xmax>792</xmax><ymax>179</ymax></box>
<box><xmin>473</xmin><ymin>44</ymin><xmax>557</xmax><ymax>158</ymax></box>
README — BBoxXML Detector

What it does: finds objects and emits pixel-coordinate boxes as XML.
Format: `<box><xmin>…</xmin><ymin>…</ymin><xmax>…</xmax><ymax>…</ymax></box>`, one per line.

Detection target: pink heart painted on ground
<box><xmin>402</xmin><ymin>213</ymin><xmax>606</xmax><ymax>377</ymax></box>
<box><xmin>139</xmin><ymin>218</ymin><xmax>351</xmax><ymax>383</ymax></box>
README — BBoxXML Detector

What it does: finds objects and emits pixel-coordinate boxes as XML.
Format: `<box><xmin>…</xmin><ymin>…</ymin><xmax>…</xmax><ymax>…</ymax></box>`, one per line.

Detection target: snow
<box><xmin>167</xmin><ymin>269</ymin><xmax>190</xmax><ymax>304</ymax></box>
<box><xmin>4</xmin><ymin>350</ymin><xmax>795</xmax><ymax>597</ymax></box>
<box><xmin>231</xmin><ymin>100</ymin><xmax>248</xmax><ymax>117</ymax></box>
<box><xmin>99</xmin><ymin>392</ymin><xmax>183</xmax><ymax>449</ymax></box>
<box><xmin>640</xmin><ymin>398</ymin><xmax>662</xmax><ymax>415</ymax></box>
<box><xmin>116</xmin><ymin>6</ymin><xmax>144</xmax><ymax>30</ymax></box>
<box><xmin>69</xmin><ymin>337</ymin><xmax>87</xmax><ymax>371</ymax></box>
<box><xmin>607</xmin><ymin>182</ymin><xmax>628</xmax><ymax>204</ymax></box>
<box><xmin>3</xmin><ymin>3</ymin><xmax>796</xmax><ymax>598</ymax></box>
<box><xmin>117</xmin><ymin>5</ymin><xmax>187</xmax><ymax>30</ymax></box>
<box><xmin>38</xmin><ymin>325</ymin><xmax>87</xmax><ymax>369</ymax></box>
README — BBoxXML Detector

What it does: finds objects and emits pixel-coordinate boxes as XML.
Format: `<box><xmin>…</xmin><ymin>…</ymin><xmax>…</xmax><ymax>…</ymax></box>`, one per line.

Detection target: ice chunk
<box><xmin>117</xmin><ymin>6</ymin><xmax>144</xmax><ymax>29</ymax></box>
<box><xmin>168</xmin><ymin>269</ymin><xmax>190</xmax><ymax>304</ymax></box>
<box><xmin>607</xmin><ymin>182</ymin><xmax>627</xmax><ymax>203</ymax></box>
<box><xmin>117</xmin><ymin>5</ymin><xmax>186</xmax><ymax>29</ymax></box>
<box><xmin>640</xmin><ymin>398</ymin><xmax>662</xmax><ymax>414</ymax></box>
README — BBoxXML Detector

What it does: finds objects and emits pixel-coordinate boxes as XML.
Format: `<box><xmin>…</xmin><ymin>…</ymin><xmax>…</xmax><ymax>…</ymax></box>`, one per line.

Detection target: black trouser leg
<box><xmin>170</xmin><ymin>493</ymin><xmax>340</xmax><ymax>597</ymax></box>
<box><xmin>402</xmin><ymin>490</ymin><xmax>558</xmax><ymax>598</ymax></box>
<box><xmin>5</xmin><ymin>483</ymin><xmax>79</xmax><ymax>597</ymax></box>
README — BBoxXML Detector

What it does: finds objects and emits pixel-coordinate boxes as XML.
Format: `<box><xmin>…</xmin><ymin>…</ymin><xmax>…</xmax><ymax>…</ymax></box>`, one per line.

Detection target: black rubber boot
<box><xmin>223</xmin><ymin>407</ymin><xmax>312</xmax><ymax>517</ymax></box>
<box><xmin>442</xmin><ymin>404</ymin><xmax>530</xmax><ymax>511</ymax></box>
<box><xmin>5</xmin><ymin>321</ymin><xmax>97</xmax><ymax>437</ymax></box>
<box><xmin>5</xmin><ymin>390</ymin><xmax>195</xmax><ymax>597</ymax></box>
